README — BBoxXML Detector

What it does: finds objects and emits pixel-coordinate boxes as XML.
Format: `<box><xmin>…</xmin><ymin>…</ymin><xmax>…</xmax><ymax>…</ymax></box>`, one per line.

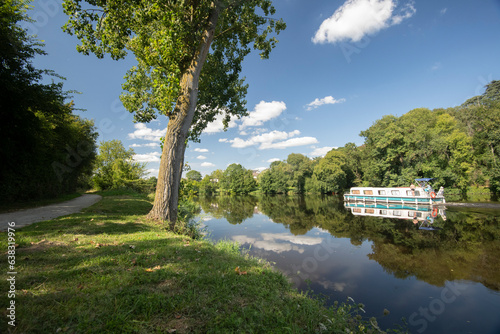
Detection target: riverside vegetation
<box><xmin>0</xmin><ymin>190</ymin><xmax>406</xmax><ymax>333</ymax></box>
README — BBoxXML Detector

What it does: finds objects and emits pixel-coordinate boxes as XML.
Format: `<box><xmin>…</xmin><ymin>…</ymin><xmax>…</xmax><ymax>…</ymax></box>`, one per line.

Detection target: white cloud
<box><xmin>310</xmin><ymin>146</ymin><xmax>336</xmax><ymax>157</ymax></box>
<box><xmin>225</xmin><ymin>130</ymin><xmax>305</xmax><ymax>150</ymax></box>
<box><xmin>128</xmin><ymin>123</ymin><xmax>166</xmax><ymax>142</ymax></box>
<box><xmin>312</xmin><ymin>0</ymin><xmax>416</xmax><ymax>44</ymax></box>
<box><xmin>267</xmin><ymin>158</ymin><xmax>281</xmax><ymax>163</ymax></box>
<box><xmin>196</xmin><ymin>155</ymin><xmax>207</xmax><ymax>160</ymax></box>
<box><xmin>260</xmin><ymin>137</ymin><xmax>318</xmax><ymax>149</ymax></box>
<box><xmin>194</xmin><ymin>148</ymin><xmax>209</xmax><ymax>153</ymax></box>
<box><xmin>203</xmin><ymin>112</ymin><xmax>238</xmax><ymax>134</ymax></box>
<box><xmin>201</xmin><ymin>162</ymin><xmax>216</xmax><ymax>167</ymax></box>
<box><xmin>129</xmin><ymin>142</ymin><xmax>160</xmax><ymax>148</ymax></box>
<box><xmin>240</xmin><ymin>101</ymin><xmax>287</xmax><ymax>129</ymax></box>
<box><xmin>133</xmin><ymin>151</ymin><xmax>161</xmax><ymax>162</ymax></box>
<box><xmin>440</xmin><ymin>8</ymin><xmax>447</xmax><ymax>15</ymax></box>
<box><xmin>306</xmin><ymin>96</ymin><xmax>346</xmax><ymax>110</ymax></box>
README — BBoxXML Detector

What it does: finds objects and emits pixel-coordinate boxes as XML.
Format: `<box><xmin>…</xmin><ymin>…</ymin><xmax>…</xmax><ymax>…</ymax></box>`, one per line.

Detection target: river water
<box><xmin>193</xmin><ymin>195</ymin><xmax>500</xmax><ymax>334</ymax></box>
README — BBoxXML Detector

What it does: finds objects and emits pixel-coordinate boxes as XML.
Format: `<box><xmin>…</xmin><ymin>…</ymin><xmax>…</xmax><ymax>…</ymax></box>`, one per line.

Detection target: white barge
<box><xmin>343</xmin><ymin>178</ymin><xmax>445</xmax><ymax>205</ymax></box>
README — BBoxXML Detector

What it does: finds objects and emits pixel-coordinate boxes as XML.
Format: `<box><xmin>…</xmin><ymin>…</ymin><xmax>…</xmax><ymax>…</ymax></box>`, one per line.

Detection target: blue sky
<box><xmin>26</xmin><ymin>0</ymin><xmax>500</xmax><ymax>177</ymax></box>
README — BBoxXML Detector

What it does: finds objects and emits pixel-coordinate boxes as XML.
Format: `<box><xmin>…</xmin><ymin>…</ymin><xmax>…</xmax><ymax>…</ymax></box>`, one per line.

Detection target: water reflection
<box><xmin>344</xmin><ymin>202</ymin><xmax>446</xmax><ymax>230</ymax></box>
<box><xmin>195</xmin><ymin>195</ymin><xmax>500</xmax><ymax>333</ymax></box>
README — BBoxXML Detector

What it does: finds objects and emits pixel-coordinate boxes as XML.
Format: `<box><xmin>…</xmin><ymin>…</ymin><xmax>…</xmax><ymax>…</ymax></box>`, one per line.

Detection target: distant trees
<box><xmin>220</xmin><ymin>164</ymin><xmax>256</xmax><ymax>194</ymax></box>
<box><xmin>186</xmin><ymin>170</ymin><xmax>202</xmax><ymax>182</ymax></box>
<box><xmin>92</xmin><ymin>140</ymin><xmax>146</xmax><ymax>190</ymax></box>
<box><xmin>186</xmin><ymin>81</ymin><xmax>500</xmax><ymax>197</ymax></box>
<box><xmin>0</xmin><ymin>0</ymin><xmax>97</xmax><ymax>203</ymax></box>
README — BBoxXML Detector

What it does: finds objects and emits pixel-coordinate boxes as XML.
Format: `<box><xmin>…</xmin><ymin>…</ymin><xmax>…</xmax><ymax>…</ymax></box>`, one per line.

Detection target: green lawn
<box><xmin>1</xmin><ymin>191</ymin><xmax>399</xmax><ymax>333</ymax></box>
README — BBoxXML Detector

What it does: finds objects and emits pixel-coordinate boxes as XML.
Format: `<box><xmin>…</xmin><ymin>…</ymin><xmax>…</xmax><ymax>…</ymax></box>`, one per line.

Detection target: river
<box><xmin>193</xmin><ymin>195</ymin><xmax>500</xmax><ymax>334</ymax></box>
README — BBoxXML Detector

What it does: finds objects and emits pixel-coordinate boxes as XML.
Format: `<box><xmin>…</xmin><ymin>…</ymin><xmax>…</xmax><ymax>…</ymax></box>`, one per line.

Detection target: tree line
<box><xmin>1</xmin><ymin>1</ymin><xmax>97</xmax><ymax>203</ymax></box>
<box><xmin>184</xmin><ymin>80</ymin><xmax>500</xmax><ymax>196</ymax></box>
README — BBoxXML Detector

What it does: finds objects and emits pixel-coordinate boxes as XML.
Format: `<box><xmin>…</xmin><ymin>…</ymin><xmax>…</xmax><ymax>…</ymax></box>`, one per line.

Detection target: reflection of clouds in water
<box><xmin>232</xmin><ymin>233</ymin><xmax>323</xmax><ymax>254</ymax></box>
<box><xmin>261</xmin><ymin>233</ymin><xmax>323</xmax><ymax>246</ymax></box>
<box><xmin>313</xmin><ymin>227</ymin><xmax>331</xmax><ymax>235</ymax></box>
<box><xmin>318</xmin><ymin>280</ymin><xmax>348</xmax><ymax>292</ymax></box>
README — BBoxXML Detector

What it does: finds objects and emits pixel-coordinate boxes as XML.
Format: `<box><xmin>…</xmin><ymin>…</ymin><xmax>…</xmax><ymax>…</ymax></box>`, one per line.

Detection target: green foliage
<box><xmin>259</xmin><ymin>161</ymin><xmax>290</xmax><ymax>194</ymax></box>
<box><xmin>199</xmin><ymin>174</ymin><xmax>218</xmax><ymax>195</ymax></box>
<box><xmin>0</xmin><ymin>0</ymin><xmax>97</xmax><ymax>203</ymax></box>
<box><xmin>220</xmin><ymin>163</ymin><xmax>256</xmax><ymax>194</ymax></box>
<box><xmin>185</xmin><ymin>169</ymin><xmax>202</xmax><ymax>181</ymax></box>
<box><xmin>92</xmin><ymin>140</ymin><xmax>146</xmax><ymax>190</ymax></box>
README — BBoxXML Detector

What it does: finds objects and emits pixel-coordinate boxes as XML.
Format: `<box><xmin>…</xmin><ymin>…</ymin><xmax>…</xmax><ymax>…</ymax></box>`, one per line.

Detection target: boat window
<box><xmin>378</xmin><ymin>190</ymin><xmax>386</xmax><ymax>195</ymax></box>
<box><xmin>391</xmin><ymin>190</ymin><xmax>400</xmax><ymax>195</ymax></box>
<box><xmin>352</xmin><ymin>208</ymin><xmax>362</xmax><ymax>213</ymax></box>
<box><xmin>363</xmin><ymin>190</ymin><xmax>373</xmax><ymax>195</ymax></box>
<box><xmin>406</xmin><ymin>190</ymin><xmax>414</xmax><ymax>196</ymax></box>
<box><xmin>393</xmin><ymin>210</ymin><xmax>401</xmax><ymax>216</ymax></box>
<box><xmin>380</xmin><ymin>210</ymin><xmax>387</xmax><ymax>215</ymax></box>
<box><xmin>352</xmin><ymin>190</ymin><xmax>360</xmax><ymax>194</ymax></box>
<box><xmin>414</xmin><ymin>191</ymin><xmax>420</xmax><ymax>196</ymax></box>
<box><xmin>366</xmin><ymin>209</ymin><xmax>374</xmax><ymax>214</ymax></box>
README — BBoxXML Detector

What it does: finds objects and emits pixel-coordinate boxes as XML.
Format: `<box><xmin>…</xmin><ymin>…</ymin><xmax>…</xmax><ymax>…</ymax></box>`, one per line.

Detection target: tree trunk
<box><xmin>147</xmin><ymin>4</ymin><xmax>220</xmax><ymax>226</ymax></box>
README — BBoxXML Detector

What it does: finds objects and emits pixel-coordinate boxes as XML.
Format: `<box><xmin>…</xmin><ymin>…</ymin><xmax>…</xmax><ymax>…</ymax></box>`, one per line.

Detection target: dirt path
<box><xmin>0</xmin><ymin>194</ymin><xmax>102</xmax><ymax>231</ymax></box>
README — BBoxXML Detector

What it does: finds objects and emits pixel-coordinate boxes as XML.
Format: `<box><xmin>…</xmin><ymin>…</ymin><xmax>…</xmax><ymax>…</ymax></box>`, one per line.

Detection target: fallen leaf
<box><xmin>95</xmin><ymin>243</ymin><xmax>102</xmax><ymax>248</ymax></box>
<box><xmin>129</xmin><ymin>245</ymin><xmax>135</xmax><ymax>249</ymax></box>
<box><xmin>73</xmin><ymin>238</ymin><xmax>79</xmax><ymax>242</ymax></box>
<box><xmin>235</xmin><ymin>266</ymin><xmax>247</xmax><ymax>275</ymax></box>
<box><xmin>131</xmin><ymin>258</ymin><xmax>137</xmax><ymax>265</ymax></box>
<box><xmin>175</xmin><ymin>314</ymin><xmax>182</xmax><ymax>319</ymax></box>
<box><xmin>145</xmin><ymin>265</ymin><xmax>161</xmax><ymax>272</ymax></box>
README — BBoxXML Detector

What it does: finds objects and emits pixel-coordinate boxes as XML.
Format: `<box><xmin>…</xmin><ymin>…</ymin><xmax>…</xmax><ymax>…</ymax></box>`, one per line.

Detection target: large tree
<box><xmin>62</xmin><ymin>0</ymin><xmax>285</xmax><ymax>225</ymax></box>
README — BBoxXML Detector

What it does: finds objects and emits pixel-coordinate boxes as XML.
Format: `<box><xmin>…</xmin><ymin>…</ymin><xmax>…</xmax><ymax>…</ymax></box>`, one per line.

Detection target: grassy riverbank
<box><xmin>1</xmin><ymin>190</ymin><xmax>399</xmax><ymax>333</ymax></box>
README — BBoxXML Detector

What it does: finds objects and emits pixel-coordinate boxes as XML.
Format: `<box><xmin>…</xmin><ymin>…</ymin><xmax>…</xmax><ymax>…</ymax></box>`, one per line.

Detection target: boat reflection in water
<box><xmin>344</xmin><ymin>202</ymin><xmax>446</xmax><ymax>230</ymax></box>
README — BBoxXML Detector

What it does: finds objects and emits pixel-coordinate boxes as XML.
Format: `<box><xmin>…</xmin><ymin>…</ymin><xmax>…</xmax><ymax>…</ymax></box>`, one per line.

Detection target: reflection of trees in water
<box><xmin>195</xmin><ymin>195</ymin><xmax>500</xmax><ymax>290</ymax></box>
<box><xmin>197</xmin><ymin>195</ymin><xmax>258</xmax><ymax>224</ymax></box>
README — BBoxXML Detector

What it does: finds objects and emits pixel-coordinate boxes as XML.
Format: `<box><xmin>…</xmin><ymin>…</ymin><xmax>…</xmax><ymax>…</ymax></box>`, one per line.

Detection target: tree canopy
<box><xmin>1</xmin><ymin>0</ymin><xmax>97</xmax><ymax>203</ymax></box>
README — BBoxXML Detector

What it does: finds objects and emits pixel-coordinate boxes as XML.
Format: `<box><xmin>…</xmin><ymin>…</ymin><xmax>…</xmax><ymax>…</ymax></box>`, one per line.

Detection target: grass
<box><xmin>1</xmin><ymin>190</ymin><xmax>399</xmax><ymax>333</ymax></box>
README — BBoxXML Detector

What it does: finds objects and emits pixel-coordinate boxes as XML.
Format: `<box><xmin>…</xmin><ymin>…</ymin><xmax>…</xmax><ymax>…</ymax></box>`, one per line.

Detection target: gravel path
<box><xmin>0</xmin><ymin>194</ymin><xmax>102</xmax><ymax>231</ymax></box>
